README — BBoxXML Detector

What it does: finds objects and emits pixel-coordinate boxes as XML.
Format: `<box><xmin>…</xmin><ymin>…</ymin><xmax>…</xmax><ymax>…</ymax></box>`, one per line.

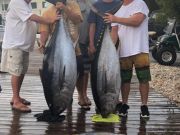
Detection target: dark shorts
<box><xmin>120</xmin><ymin>53</ymin><xmax>151</xmax><ymax>83</ymax></box>
<box><xmin>79</xmin><ymin>43</ymin><xmax>91</xmax><ymax>73</ymax></box>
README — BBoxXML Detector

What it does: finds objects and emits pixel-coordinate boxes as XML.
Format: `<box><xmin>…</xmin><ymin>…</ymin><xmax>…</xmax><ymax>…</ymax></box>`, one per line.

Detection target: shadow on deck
<box><xmin>0</xmin><ymin>47</ymin><xmax>180</xmax><ymax>135</ymax></box>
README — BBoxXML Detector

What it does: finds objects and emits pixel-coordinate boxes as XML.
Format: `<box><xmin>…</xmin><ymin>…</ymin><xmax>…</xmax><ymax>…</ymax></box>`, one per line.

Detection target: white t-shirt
<box><xmin>2</xmin><ymin>0</ymin><xmax>37</xmax><ymax>52</ymax></box>
<box><xmin>112</xmin><ymin>0</ymin><xmax>149</xmax><ymax>58</ymax></box>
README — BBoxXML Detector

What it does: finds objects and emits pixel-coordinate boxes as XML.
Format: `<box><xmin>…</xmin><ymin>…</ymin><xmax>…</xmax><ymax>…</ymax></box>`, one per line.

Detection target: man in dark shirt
<box><xmin>88</xmin><ymin>0</ymin><xmax>121</xmax><ymax>112</ymax></box>
<box><xmin>88</xmin><ymin>0</ymin><xmax>121</xmax><ymax>54</ymax></box>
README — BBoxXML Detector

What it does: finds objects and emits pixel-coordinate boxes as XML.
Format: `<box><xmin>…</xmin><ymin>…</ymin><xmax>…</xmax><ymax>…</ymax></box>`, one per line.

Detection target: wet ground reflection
<box><xmin>9</xmin><ymin>111</ymin><xmax>22</xmax><ymax>135</ymax></box>
<box><xmin>119</xmin><ymin>116</ymin><xmax>127</xmax><ymax>134</ymax></box>
<box><xmin>0</xmin><ymin>74</ymin><xmax>180</xmax><ymax>135</ymax></box>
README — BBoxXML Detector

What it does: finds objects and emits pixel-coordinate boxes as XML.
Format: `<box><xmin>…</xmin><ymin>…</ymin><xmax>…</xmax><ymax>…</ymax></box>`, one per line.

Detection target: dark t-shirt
<box><xmin>88</xmin><ymin>0</ymin><xmax>121</xmax><ymax>46</ymax></box>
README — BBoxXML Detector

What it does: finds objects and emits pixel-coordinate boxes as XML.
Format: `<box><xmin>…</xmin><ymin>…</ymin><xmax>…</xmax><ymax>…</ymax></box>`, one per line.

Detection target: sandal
<box><xmin>10</xmin><ymin>98</ymin><xmax>31</xmax><ymax>106</ymax></box>
<box><xmin>78</xmin><ymin>102</ymin><xmax>90</xmax><ymax>110</ymax></box>
<box><xmin>12</xmin><ymin>105</ymin><xmax>31</xmax><ymax>113</ymax></box>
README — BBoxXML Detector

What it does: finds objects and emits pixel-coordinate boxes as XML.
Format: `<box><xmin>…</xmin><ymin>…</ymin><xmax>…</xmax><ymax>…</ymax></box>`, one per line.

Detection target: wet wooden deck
<box><xmin>0</xmin><ymin>47</ymin><xmax>180</xmax><ymax>135</ymax></box>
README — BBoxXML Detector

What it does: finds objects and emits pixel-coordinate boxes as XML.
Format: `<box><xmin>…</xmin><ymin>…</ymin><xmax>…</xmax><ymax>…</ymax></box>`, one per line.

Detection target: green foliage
<box><xmin>156</xmin><ymin>0</ymin><xmax>180</xmax><ymax>22</ymax></box>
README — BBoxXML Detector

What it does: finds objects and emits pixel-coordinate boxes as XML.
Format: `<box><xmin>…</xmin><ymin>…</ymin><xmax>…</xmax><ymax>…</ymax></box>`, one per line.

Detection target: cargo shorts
<box><xmin>120</xmin><ymin>53</ymin><xmax>151</xmax><ymax>83</ymax></box>
<box><xmin>1</xmin><ymin>48</ymin><xmax>29</xmax><ymax>76</ymax></box>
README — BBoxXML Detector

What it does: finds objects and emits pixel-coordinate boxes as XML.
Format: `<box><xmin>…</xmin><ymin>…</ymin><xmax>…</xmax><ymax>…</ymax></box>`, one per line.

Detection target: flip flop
<box><xmin>78</xmin><ymin>102</ymin><xmax>90</xmax><ymax>110</ymax></box>
<box><xmin>12</xmin><ymin>105</ymin><xmax>31</xmax><ymax>113</ymax></box>
<box><xmin>10</xmin><ymin>98</ymin><xmax>31</xmax><ymax>106</ymax></box>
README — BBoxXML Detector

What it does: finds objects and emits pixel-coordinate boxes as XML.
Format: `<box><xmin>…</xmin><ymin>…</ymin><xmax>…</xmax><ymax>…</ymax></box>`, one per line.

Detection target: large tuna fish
<box><xmin>91</xmin><ymin>27</ymin><xmax>121</xmax><ymax>118</ymax></box>
<box><xmin>39</xmin><ymin>17</ymin><xmax>77</xmax><ymax>120</ymax></box>
<box><xmin>98</xmin><ymin>27</ymin><xmax>121</xmax><ymax>113</ymax></box>
<box><xmin>89</xmin><ymin>1</ymin><xmax>122</xmax><ymax>117</ymax></box>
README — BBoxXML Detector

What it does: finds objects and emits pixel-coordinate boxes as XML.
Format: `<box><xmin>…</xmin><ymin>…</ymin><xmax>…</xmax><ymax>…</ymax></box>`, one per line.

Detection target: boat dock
<box><xmin>0</xmin><ymin>46</ymin><xmax>180</xmax><ymax>135</ymax></box>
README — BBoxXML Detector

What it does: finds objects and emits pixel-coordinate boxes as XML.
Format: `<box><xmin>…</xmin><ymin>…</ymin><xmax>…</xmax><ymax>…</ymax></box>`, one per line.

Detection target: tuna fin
<box><xmin>60</xmin><ymin>66</ymin><xmax>66</xmax><ymax>90</ymax></box>
<box><xmin>102</xmin><ymin>71</ymin><xmax>108</xmax><ymax>94</ymax></box>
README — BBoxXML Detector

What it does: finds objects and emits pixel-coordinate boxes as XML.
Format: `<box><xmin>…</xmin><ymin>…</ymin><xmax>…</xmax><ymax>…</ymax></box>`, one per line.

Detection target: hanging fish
<box><xmin>37</xmin><ymin>16</ymin><xmax>77</xmax><ymax>121</ymax></box>
<box><xmin>96</xmin><ymin>27</ymin><xmax>121</xmax><ymax>117</ymax></box>
<box><xmin>88</xmin><ymin>0</ymin><xmax>123</xmax><ymax>118</ymax></box>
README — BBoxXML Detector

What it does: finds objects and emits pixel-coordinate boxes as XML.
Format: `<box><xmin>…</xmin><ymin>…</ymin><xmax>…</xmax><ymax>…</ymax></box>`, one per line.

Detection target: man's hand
<box><xmin>37</xmin><ymin>39</ymin><xmax>45</xmax><ymax>54</ymax></box>
<box><xmin>29</xmin><ymin>14</ymin><xmax>61</xmax><ymax>24</ymax></box>
<box><xmin>88</xmin><ymin>43</ymin><xmax>96</xmax><ymax>56</ymax></box>
<box><xmin>48</xmin><ymin>13</ymin><xmax>61</xmax><ymax>24</ymax></box>
<box><xmin>104</xmin><ymin>12</ymin><xmax>146</xmax><ymax>27</ymax></box>
<box><xmin>55</xmin><ymin>2</ymin><xmax>65</xmax><ymax>10</ymax></box>
<box><xmin>103</xmin><ymin>13</ymin><xmax>117</xmax><ymax>23</ymax></box>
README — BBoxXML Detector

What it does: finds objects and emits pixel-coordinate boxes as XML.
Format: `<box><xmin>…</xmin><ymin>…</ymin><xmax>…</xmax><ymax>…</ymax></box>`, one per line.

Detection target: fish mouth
<box><xmin>51</xmin><ymin>93</ymin><xmax>72</xmax><ymax>115</ymax></box>
<box><xmin>99</xmin><ymin>95</ymin><xmax>118</xmax><ymax>118</ymax></box>
<box><xmin>100</xmin><ymin>103</ymin><xmax>114</xmax><ymax>118</ymax></box>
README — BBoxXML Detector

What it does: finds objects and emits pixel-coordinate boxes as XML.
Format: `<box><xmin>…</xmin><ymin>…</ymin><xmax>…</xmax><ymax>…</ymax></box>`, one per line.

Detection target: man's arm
<box><xmin>111</xmin><ymin>26</ymin><xmax>118</xmax><ymax>44</ymax></box>
<box><xmin>29</xmin><ymin>14</ymin><xmax>61</xmax><ymax>24</ymax></box>
<box><xmin>104</xmin><ymin>13</ymin><xmax>146</xmax><ymax>27</ymax></box>
<box><xmin>88</xmin><ymin>23</ymin><xmax>96</xmax><ymax>55</ymax></box>
<box><xmin>40</xmin><ymin>31</ymin><xmax>49</xmax><ymax>47</ymax></box>
<box><xmin>56</xmin><ymin>2</ymin><xmax>82</xmax><ymax>24</ymax></box>
<box><xmin>37</xmin><ymin>31</ymin><xmax>49</xmax><ymax>53</ymax></box>
<box><xmin>38</xmin><ymin>10</ymin><xmax>51</xmax><ymax>53</ymax></box>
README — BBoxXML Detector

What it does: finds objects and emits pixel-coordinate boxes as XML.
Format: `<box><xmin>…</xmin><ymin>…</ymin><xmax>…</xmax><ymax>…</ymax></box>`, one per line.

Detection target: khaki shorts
<box><xmin>120</xmin><ymin>53</ymin><xmax>151</xmax><ymax>83</ymax></box>
<box><xmin>1</xmin><ymin>49</ymin><xmax>29</xmax><ymax>76</ymax></box>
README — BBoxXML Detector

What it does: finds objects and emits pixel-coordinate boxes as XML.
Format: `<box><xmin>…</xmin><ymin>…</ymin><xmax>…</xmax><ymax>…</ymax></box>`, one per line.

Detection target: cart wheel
<box><xmin>151</xmin><ymin>46</ymin><xmax>157</xmax><ymax>60</ymax></box>
<box><xmin>156</xmin><ymin>47</ymin><xmax>176</xmax><ymax>65</ymax></box>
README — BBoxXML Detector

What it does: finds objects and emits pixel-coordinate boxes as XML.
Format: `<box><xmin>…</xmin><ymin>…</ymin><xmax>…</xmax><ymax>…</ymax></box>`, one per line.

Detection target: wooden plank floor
<box><xmin>0</xmin><ymin>46</ymin><xmax>180</xmax><ymax>135</ymax></box>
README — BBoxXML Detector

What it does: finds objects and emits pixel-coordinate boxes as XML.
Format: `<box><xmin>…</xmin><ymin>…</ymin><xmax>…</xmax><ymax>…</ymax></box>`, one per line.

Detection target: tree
<box><xmin>156</xmin><ymin>0</ymin><xmax>180</xmax><ymax>22</ymax></box>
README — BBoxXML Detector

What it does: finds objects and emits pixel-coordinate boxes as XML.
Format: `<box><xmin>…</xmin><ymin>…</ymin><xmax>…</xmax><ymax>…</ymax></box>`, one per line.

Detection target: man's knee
<box><xmin>135</xmin><ymin>66</ymin><xmax>151</xmax><ymax>83</ymax></box>
<box><xmin>121</xmin><ymin>69</ymin><xmax>133</xmax><ymax>83</ymax></box>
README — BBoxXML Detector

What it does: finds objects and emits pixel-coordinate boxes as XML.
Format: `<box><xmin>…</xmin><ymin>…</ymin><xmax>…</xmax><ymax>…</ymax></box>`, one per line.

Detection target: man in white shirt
<box><xmin>1</xmin><ymin>0</ymin><xmax>60</xmax><ymax>113</ymax></box>
<box><xmin>104</xmin><ymin>0</ymin><xmax>151</xmax><ymax>118</ymax></box>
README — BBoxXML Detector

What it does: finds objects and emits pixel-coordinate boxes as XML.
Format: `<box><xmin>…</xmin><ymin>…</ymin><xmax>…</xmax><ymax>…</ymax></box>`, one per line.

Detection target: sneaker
<box><xmin>140</xmin><ymin>105</ymin><xmax>150</xmax><ymax>118</ymax></box>
<box><xmin>116</xmin><ymin>102</ymin><xmax>122</xmax><ymax>112</ymax></box>
<box><xmin>118</xmin><ymin>104</ymin><xmax>129</xmax><ymax>117</ymax></box>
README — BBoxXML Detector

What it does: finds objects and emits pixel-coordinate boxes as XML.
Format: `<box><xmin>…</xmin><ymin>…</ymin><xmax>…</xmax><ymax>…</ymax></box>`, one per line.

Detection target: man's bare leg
<box><xmin>11</xmin><ymin>74</ymin><xmax>30</xmax><ymax>112</ymax></box>
<box><xmin>121</xmin><ymin>82</ymin><xmax>131</xmax><ymax>104</ymax></box>
<box><xmin>139</xmin><ymin>82</ymin><xmax>150</xmax><ymax>117</ymax></box>
<box><xmin>11</xmin><ymin>74</ymin><xmax>24</xmax><ymax>102</ymax></box>
<box><xmin>76</xmin><ymin>75</ymin><xmax>86</xmax><ymax>105</ymax></box>
<box><xmin>118</xmin><ymin>82</ymin><xmax>130</xmax><ymax>116</ymax></box>
<box><xmin>82</xmin><ymin>73</ymin><xmax>91</xmax><ymax>105</ymax></box>
<box><xmin>139</xmin><ymin>82</ymin><xmax>149</xmax><ymax>105</ymax></box>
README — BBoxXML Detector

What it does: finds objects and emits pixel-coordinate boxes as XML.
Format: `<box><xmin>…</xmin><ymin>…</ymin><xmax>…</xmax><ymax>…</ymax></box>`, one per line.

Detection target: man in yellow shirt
<box><xmin>39</xmin><ymin>0</ymin><xmax>87</xmax><ymax>108</ymax></box>
<box><xmin>39</xmin><ymin>1</ymin><xmax>82</xmax><ymax>53</ymax></box>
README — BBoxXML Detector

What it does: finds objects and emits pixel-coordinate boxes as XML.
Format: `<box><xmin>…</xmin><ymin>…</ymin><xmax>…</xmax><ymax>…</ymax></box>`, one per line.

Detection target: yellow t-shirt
<box><xmin>39</xmin><ymin>1</ymin><xmax>83</xmax><ymax>55</ymax></box>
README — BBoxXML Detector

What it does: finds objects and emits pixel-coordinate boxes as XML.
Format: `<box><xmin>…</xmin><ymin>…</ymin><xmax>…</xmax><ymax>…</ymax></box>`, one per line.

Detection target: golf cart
<box><xmin>151</xmin><ymin>18</ymin><xmax>180</xmax><ymax>65</ymax></box>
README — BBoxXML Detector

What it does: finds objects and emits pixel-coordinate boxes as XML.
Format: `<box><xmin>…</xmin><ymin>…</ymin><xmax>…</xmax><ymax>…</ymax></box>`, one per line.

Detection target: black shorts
<box><xmin>79</xmin><ymin>43</ymin><xmax>91</xmax><ymax>73</ymax></box>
